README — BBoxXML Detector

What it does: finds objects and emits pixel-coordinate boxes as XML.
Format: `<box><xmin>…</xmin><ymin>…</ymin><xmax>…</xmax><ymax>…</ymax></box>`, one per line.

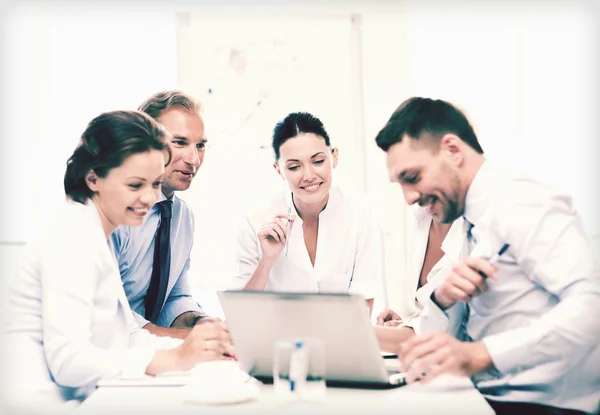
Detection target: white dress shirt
<box><xmin>398</xmin><ymin>205</ymin><xmax>467</xmax><ymax>335</ymax></box>
<box><xmin>233</xmin><ymin>185</ymin><xmax>380</xmax><ymax>299</ymax></box>
<box><xmin>1</xmin><ymin>201</ymin><xmax>181</xmax><ymax>413</ymax></box>
<box><xmin>420</xmin><ymin>160</ymin><xmax>600</xmax><ymax>413</ymax></box>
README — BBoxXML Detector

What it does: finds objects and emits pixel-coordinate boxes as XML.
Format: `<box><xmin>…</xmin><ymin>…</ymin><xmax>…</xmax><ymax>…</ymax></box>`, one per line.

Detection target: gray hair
<box><xmin>138</xmin><ymin>90</ymin><xmax>202</xmax><ymax>121</ymax></box>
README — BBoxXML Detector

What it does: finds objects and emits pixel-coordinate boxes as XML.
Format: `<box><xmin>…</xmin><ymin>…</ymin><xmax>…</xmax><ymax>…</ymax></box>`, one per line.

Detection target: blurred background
<box><xmin>1</xmin><ymin>0</ymin><xmax>598</xmax><ymax>316</ymax></box>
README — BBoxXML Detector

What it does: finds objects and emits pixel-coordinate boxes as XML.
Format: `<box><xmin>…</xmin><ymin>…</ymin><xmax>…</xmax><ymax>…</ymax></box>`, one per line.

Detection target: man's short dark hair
<box><xmin>375</xmin><ymin>97</ymin><xmax>484</xmax><ymax>154</ymax></box>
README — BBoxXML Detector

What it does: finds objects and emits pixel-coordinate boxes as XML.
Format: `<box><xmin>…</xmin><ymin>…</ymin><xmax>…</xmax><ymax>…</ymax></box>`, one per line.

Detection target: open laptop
<box><xmin>218</xmin><ymin>291</ymin><xmax>406</xmax><ymax>388</ymax></box>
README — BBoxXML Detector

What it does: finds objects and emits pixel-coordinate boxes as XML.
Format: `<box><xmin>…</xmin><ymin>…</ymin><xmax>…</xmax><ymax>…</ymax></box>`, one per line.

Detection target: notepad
<box><xmin>96</xmin><ymin>370</ymin><xmax>191</xmax><ymax>387</ymax></box>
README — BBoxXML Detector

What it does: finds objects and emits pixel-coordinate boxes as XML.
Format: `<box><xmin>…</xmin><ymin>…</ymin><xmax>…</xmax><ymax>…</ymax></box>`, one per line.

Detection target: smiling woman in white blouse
<box><xmin>373</xmin><ymin>205</ymin><xmax>467</xmax><ymax>351</ymax></box>
<box><xmin>233</xmin><ymin>112</ymin><xmax>380</xmax><ymax>312</ymax></box>
<box><xmin>1</xmin><ymin>110</ymin><xmax>232</xmax><ymax>413</ymax></box>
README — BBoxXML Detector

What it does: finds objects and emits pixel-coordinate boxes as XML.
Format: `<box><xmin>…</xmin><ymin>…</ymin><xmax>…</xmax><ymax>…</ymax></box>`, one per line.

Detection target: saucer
<box><xmin>181</xmin><ymin>381</ymin><xmax>260</xmax><ymax>405</ymax></box>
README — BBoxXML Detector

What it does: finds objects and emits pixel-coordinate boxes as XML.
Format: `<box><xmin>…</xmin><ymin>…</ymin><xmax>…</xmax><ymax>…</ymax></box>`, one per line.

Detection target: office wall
<box><xmin>0</xmin><ymin>4</ymin><xmax>180</xmax><ymax>244</ymax></box>
<box><xmin>0</xmin><ymin>3</ymin><xmax>180</xmax><ymax>309</ymax></box>
<box><xmin>360</xmin><ymin>4</ymin><xmax>599</xmax><ymax>312</ymax></box>
<box><xmin>1</xmin><ymin>2</ymin><xmax>597</xmax><ymax>315</ymax></box>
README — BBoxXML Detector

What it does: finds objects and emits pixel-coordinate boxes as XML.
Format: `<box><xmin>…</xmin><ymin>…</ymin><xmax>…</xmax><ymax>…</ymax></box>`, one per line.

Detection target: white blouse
<box><xmin>233</xmin><ymin>185</ymin><xmax>380</xmax><ymax>299</ymax></box>
<box><xmin>397</xmin><ymin>205</ymin><xmax>467</xmax><ymax>334</ymax></box>
<box><xmin>1</xmin><ymin>201</ymin><xmax>180</xmax><ymax>413</ymax></box>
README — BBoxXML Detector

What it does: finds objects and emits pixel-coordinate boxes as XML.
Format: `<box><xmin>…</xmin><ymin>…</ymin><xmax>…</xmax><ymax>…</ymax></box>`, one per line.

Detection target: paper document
<box><xmin>96</xmin><ymin>370</ymin><xmax>191</xmax><ymax>387</ymax></box>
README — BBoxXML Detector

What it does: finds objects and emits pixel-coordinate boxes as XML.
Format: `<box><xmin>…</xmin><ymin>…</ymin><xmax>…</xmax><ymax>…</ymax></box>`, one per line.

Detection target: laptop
<box><xmin>218</xmin><ymin>291</ymin><xmax>406</xmax><ymax>388</ymax></box>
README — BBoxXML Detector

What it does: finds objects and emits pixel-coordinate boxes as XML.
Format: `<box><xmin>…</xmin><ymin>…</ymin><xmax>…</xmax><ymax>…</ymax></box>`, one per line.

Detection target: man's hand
<box><xmin>433</xmin><ymin>257</ymin><xmax>498</xmax><ymax>309</ymax></box>
<box><xmin>376</xmin><ymin>308</ymin><xmax>403</xmax><ymax>327</ymax></box>
<box><xmin>397</xmin><ymin>331</ymin><xmax>492</xmax><ymax>383</ymax></box>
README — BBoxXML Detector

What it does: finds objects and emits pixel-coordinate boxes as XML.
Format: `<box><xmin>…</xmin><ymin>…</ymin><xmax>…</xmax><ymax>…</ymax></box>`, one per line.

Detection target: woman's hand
<box><xmin>257</xmin><ymin>213</ymin><xmax>295</xmax><ymax>262</ymax></box>
<box><xmin>376</xmin><ymin>308</ymin><xmax>404</xmax><ymax>327</ymax></box>
<box><xmin>175</xmin><ymin>321</ymin><xmax>233</xmax><ymax>370</ymax></box>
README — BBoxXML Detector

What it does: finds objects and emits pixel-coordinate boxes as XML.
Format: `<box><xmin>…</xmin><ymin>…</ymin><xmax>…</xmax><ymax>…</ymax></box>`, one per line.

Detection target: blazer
<box><xmin>1</xmin><ymin>201</ymin><xmax>179</xmax><ymax>413</ymax></box>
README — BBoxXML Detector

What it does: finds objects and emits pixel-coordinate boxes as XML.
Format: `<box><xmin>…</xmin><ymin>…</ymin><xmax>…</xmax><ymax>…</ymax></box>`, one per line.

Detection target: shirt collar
<box><xmin>155</xmin><ymin>192</ymin><xmax>176</xmax><ymax>210</ymax></box>
<box><xmin>83</xmin><ymin>198</ymin><xmax>101</xmax><ymax>225</ymax></box>
<box><xmin>319</xmin><ymin>185</ymin><xmax>340</xmax><ymax>217</ymax></box>
<box><xmin>287</xmin><ymin>185</ymin><xmax>340</xmax><ymax>219</ymax></box>
<box><xmin>440</xmin><ymin>215</ymin><xmax>466</xmax><ymax>260</ymax></box>
<box><xmin>82</xmin><ymin>199</ymin><xmax>112</xmax><ymax>241</ymax></box>
<box><xmin>463</xmin><ymin>158</ymin><xmax>493</xmax><ymax>227</ymax></box>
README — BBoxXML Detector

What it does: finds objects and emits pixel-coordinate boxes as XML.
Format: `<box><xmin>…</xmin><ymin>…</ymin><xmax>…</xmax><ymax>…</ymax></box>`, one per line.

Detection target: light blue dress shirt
<box><xmin>111</xmin><ymin>193</ymin><xmax>202</xmax><ymax>328</ymax></box>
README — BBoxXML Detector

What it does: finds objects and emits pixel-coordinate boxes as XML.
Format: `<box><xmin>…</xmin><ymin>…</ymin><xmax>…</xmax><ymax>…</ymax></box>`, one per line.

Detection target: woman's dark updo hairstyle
<box><xmin>271</xmin><ymin>112</ymin><xmax>331</xmax><ymax>161</ymax></box>
<box><xmin>64</xmin><ymin>110</ymin><xmax>171</xmax><ymax>203</ymax></box>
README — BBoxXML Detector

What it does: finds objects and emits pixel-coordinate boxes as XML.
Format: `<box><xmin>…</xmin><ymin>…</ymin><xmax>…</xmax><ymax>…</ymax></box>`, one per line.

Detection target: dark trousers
<box><xmin>486</xmin><ymin>399</ymin><xmax>589</xmax><ymax>415</ymax></box>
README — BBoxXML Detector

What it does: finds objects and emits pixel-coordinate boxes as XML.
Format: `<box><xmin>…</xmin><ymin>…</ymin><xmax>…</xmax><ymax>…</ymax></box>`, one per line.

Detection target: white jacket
<box><xmin>0</xmin><ymin>201</ymin><xmax>179</xmax><ymax>414</ymax></box>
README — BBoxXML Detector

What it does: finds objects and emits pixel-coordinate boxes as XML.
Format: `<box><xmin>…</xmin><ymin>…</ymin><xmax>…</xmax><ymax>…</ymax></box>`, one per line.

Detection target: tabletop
<box><xmin>78</xmin><ymin>374</ymin><xmax>494</xmax><ymax>414</ymax></box>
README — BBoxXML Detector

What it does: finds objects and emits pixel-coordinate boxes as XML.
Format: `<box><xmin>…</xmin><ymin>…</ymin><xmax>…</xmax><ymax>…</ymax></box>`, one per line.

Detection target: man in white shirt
<box><xmin>375</xmin><ymin>97</ymin><xmax>600</xmax><ymax>415</ymax></box>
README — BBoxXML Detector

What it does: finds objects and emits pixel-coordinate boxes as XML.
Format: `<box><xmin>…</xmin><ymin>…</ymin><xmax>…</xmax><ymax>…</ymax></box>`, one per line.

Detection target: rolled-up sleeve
<box><xmin>132</xmin><ymin>310</ymin><xmax>150</xmax><ymax>328</ymax></box>
<box><xmin>157</xmin><ymin>208</ymin><xmax>202</xmax><ymax>327</ymax></box>
<box><xmin>419</xmin><ymin>295</ymin><xmax>469</xmax><ymax>340</ymax></box>
<box><xmin>157</xmin><ymin>257</ymin><xmax>202</xmax><ymax>327</ymax></box>
<box><xmin>232</xmin><ymin>213</ymin><xmax>260</xmax><ymax>289</ymax></box>
<box><xmin>482</xmin><ymin>194</ymin><xmax>600</xmax><ymax>374</ymax></box>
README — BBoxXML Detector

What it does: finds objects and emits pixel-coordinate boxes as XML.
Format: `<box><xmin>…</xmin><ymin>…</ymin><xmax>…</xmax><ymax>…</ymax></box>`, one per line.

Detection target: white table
<box><xmin>78</xmin><ymin>374</ymin><xmax>493</xmax><ymax>414</ymax></box>
<box><xmin>88</xmin><ymin>290</ymin><xmax>491</xmax><ymax>413</ymax></box>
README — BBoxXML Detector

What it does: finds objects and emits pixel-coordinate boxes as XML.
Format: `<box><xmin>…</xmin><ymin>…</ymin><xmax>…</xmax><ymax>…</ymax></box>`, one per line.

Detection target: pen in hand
<box><xmin>284</xmin><ymin>205</ymin><xmax>292</xmax><ymax>257</ymax></box>
<box><xmin>478</xmin><ymin>243</ymin><xmax>510</xmax><ymax>279</ymax></box>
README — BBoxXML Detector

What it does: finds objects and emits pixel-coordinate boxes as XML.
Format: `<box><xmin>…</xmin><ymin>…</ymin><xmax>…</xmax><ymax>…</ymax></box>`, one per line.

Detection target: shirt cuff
<box><xmin>482</xmin><ymin>325</ymin><xmax>543</xmax><ymax>375</ymax></box>
<box><xmin>157</xmin><ymin>297</ymin><xmax>202</xmax><ymax>327</ymax></box>
<box><xmin>400</xmin><ymin>315</ymin><xmax>421</xmax><ymax>336</ymax></box>
<box><xmin>129</xmin><ymin>328</ymin><xmax>184</xmax><ymax>350</ymax></box>
<box><xmin>419</xmin><ymin>293</ymin><xmax>466</xmax><ymax>336</ymax></box>
<box><xmin>117</xmin><ymin>347</ymin><xmax>156</xmax><ymax>379</ymax></box>
<box><xmin>133</xmin><ymin>311</ymin><xmax>150</xmax><ymax>328</ymax></box>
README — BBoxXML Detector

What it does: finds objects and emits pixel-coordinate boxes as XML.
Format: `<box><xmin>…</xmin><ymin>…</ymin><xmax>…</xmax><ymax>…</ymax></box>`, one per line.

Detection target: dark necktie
<box><xmin>465</xmin><ymin>219</ymin><xmax>477</xmax><ymax>254</ymax></box>
<box><xmin>461</xmin><ymin>218</ymin><xmax>476</xmax><ymax>342</ymax></box>
<box><xmin>145</xmin><ymin>200</ymin><xmax>172</xmax><ymax>323</ymax></box>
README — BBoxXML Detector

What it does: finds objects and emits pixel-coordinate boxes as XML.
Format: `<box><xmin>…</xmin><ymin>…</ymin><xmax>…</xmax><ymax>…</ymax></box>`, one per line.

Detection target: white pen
<box><xmin>478</xmin><ymin>243</ymin><xmax>510</xmax><ymax>278</ymax></box>
<box><xmin>284</xmin><ymin>196</ymin><xmax>292</xmax><ymax>257</ymax></box>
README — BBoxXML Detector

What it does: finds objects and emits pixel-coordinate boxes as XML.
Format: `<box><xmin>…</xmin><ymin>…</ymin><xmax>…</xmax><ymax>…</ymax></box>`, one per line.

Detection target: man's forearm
<box><xmin>142</xmin><ymin>312</ymin><xmax>214</xmax><ymax>340</ymax></box>
<box><xmin>171</xmin><ymin>311</ymin><xmax>205</xmax><ymax>328</ymax></box>
<box><xmin>374</xmin><ymin>326</ymin><xmax>415</xmax><ymax>353</ymax></box>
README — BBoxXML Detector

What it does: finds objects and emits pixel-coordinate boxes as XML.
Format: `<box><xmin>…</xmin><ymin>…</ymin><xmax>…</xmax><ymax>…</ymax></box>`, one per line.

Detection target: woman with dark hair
<box><xmin>2</xmin><ymin>110</ymin><xmax>232</xmax><ymax>412</ymax></box>
<box><xmin>233</xmin><ymin>112</ymin><xmax>380</xmax><ymax>312</ymax></box>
